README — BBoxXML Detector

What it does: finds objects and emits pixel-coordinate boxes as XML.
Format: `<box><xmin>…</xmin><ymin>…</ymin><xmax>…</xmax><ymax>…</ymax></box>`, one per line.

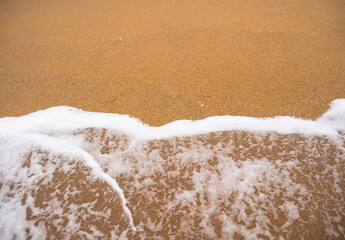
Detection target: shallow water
<box><xmin>1</xmin><ymin>100</ymin><xmax>345</xmax><ymax>239</ymax></box>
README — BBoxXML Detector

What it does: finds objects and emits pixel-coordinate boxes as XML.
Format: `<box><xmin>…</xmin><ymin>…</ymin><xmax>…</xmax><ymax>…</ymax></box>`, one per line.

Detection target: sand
<box><xmin>1</xmin><ymin>0</ymin><xmax>345</xmax><ymax>126</ymax></box>
<box><xmin>1</xmin><ymin>1</ymin><xmax>345</xmax><ymax>238</ymax></box>
<box><xmin>2</xmin><ymin>122</ymin><xmax>345</xmax><ymax>239</ymax></box>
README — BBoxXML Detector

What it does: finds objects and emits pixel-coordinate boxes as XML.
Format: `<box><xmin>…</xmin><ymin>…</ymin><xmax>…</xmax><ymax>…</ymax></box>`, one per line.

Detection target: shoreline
<box><xmin>1</xmin><ymin>99</ymin><xmax>344</xmax><ymax>138</ymax></box>
<box><xmin>1</xmin><ymin>107</ymin><xmax>344</xmax><ymax>239</ymax></box>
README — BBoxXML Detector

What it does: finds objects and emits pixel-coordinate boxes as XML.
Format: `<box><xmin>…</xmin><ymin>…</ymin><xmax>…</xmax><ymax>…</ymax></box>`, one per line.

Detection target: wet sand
<box><xmin>2</xmin><ymin>123</ymin><xmax>345</xmax><ymax>239</ymax></box>
<box><xmin>1</xmin><ymin>0</ymin><xmax>345</xmax><ymax>125</ymax></box>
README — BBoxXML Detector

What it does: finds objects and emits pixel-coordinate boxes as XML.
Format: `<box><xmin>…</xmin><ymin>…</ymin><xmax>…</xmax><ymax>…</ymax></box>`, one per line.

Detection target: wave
<box><xmin>0</xmin><ymin>99</ymin><xmax>344</xmax><ymax>239</ymax></box>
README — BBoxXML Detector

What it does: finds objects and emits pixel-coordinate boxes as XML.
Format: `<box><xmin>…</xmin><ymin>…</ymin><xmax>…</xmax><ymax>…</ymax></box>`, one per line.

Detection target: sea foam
<box><xmin>0</xmin><ymin>99</ymin><xmax>344</xmax><ymax>239</ymax></box>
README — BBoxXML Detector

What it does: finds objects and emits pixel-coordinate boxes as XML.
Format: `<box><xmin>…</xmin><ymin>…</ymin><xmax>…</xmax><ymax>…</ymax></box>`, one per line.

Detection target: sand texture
<box><xmin>1</xmin><ymin>0</ymin><xmax>345</xmax><ymax>125</ymax></box>
<box><xmin>1</xmin><ymin>102</ymin><xmax>345</xmax><ymax>238</ymax></box>
<box><xmin>1</xmin><ymin>1</ymin><xmax>345</xmax><ymax>239</ymax></box>
<box><xmin>1</xmin><ymin>124</ymin><xmax>344</xmax><ymax>239</ymax></box>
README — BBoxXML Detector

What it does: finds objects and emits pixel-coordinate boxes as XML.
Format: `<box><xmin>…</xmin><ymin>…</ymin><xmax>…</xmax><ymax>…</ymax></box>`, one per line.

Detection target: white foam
<box><xmin>0</xmin><ymin>99</ymin><xmax>344</xmax><ymax>239</ymax></box>
<box><xmin>0</xmin><ymin>133</ymin><xmax>136</xmax><ymax>239</ymax></box>
<box><xmin>0</xmin><ymin>99</ymin><xmax>344</xmax><ymax>139</ymax></box>
<box><xmin>317</xmin><ymin>99</ymin><xmax>345</xmax><ymax>131</ymax></box>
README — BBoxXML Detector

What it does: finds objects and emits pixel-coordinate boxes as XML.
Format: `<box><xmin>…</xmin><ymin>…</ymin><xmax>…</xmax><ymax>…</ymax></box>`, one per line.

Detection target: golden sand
<box><xmin>1</xmin><ymin>0</ymin><xmax>345</xmax><ymax>125</ymax></box>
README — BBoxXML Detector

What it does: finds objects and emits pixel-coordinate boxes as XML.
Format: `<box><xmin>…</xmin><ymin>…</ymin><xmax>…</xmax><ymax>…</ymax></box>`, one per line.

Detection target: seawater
<box><xmin>0</xmin><ymin>100</ymin><xmax>344</xmax><ymax>239</ymax></box>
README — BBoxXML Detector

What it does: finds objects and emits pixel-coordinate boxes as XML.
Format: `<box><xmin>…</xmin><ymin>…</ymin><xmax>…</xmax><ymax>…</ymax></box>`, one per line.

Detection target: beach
<box><xmin>1</xmin><ymin>104</ymin><xmax>345</xmax><ymax>239</ymax></box>
<box><xmin>1</xmin><ymin>0</ymin><xmax>345</xmax><ymax>239</ymax></box>
<box><xmin>1</xmin><ymin>0</ymin><xmax>345</xmax><ymax>125</ymax></box>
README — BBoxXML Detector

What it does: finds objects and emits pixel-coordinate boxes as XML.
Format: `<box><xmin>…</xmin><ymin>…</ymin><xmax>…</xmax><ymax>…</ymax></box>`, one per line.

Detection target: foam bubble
<box><xmin>0</xmin><ymin>99</ymin><xmax>344</xmax><ymax>239</ymax></box>
<box><xmin>1</xmin><ymin>99</ymin><xmax>344</xmax><ymax>138</ymax></box>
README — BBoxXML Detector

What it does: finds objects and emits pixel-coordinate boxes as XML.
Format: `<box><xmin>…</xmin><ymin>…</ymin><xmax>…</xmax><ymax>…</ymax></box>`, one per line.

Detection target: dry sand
<box><xmin>1</xmin><ymin>0</ymin><xmax>345</xmax><ymax>125</ymax></box>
